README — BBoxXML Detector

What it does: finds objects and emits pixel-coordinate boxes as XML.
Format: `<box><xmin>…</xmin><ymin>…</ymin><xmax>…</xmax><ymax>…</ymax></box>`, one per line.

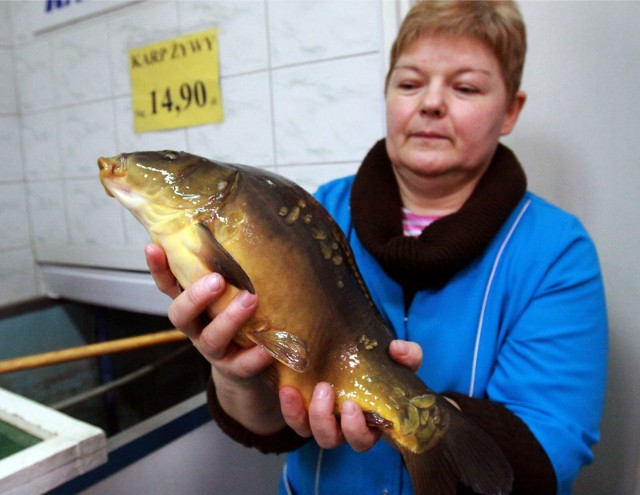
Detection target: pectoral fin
<box><xmin>196</xmin><ymin>221</ymin><xmax>255</xmax><ymax>294</ymax></box>
<box><xmin>249</xmin><ymin>329</ymin><xmax>309</xmax><ymax>373</ymax></box>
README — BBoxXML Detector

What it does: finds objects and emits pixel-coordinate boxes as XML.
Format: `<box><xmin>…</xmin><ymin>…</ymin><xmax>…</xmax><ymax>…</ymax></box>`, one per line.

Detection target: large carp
<box><xmin>98</xmin><ymin>150</ymin><xmax>513</xmax><ymax>495</ymax></box>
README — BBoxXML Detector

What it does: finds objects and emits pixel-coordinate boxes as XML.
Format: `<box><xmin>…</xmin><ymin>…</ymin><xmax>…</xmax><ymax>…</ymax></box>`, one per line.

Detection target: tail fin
<box><xmin>402</xmin><ymin>448</ymin><xmax>458</xmax><ymax>495</ymax></box>
<box><xmin>401</xmin><ymin>405</ymin><xmax>513</xmax><ymax>495</ymax></box>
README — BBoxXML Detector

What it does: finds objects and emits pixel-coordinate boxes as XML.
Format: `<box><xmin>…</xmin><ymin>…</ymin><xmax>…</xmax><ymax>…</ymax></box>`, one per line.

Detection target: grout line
<box><xmin>269</xmin><ymin>50</ymin><xmax>380</xmax><ymax>73</ymax></box>
<box><xmin>264</xmin><ymin>0</ymin><xmax>279</xmax><ymax>169</ymax></box>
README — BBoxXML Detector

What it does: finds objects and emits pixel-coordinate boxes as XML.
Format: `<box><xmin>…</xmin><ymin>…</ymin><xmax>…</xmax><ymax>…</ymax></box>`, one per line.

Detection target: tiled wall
<box><xmin>2</xmin><ymin>0</ymin><xmax>388</xmax><ymax>307</ymax></box>
<box><xmin>0</xmin><ymin>1</ymin><xmax>39</xmax><ymax>305</ymax></box>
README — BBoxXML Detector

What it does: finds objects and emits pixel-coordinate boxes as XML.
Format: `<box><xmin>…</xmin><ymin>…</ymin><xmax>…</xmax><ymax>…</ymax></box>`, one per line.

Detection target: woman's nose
<box><xmin>420</xmin><ymin>85</ymin><xmax>446</xmax><ymax>117</ymax></box>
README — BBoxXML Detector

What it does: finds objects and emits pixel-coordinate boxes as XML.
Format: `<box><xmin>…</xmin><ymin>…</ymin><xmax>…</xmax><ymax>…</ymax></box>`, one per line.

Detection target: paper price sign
<box><xmin>129</xmin><ymin>28</ymin><xmax>223</xmax><ymax>133</ymax></box>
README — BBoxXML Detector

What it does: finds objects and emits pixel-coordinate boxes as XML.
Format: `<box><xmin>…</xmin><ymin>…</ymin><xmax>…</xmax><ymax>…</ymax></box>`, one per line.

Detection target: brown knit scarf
<box><xmin>350</xmin><ymin>139</ymin><xmax>527</xmax><ymax>291</ymax></box>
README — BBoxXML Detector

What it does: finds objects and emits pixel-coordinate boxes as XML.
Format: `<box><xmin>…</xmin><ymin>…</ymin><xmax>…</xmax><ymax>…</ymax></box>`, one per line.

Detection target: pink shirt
<box><xmin>401</xmin><ymin>208</ymin><xmax>442</xmax><ymax>237</ymax></box>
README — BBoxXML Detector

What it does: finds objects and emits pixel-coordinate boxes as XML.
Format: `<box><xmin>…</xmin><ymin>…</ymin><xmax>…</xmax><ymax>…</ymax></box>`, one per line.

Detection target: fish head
<box><xmin>98</xmin><ymin>150</ymin><xmax>237</xmax><ymax>231</ymax></box>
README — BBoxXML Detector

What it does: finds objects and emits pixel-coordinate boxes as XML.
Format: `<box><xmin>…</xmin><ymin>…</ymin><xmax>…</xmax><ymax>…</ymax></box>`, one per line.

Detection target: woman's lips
<box><xmin>411</xmin><ymin>131</ymin><xmax>448</xmax><ymax>139</ymax></box>
<box><xmin>410</xmin><ymin>131</ymin><xmax>450</xmax><ymax>143</ymax></box>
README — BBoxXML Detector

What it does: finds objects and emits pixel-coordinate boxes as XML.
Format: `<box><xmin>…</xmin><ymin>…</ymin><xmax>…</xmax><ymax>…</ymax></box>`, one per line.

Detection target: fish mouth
<box><xmin>98</xmin><ymin>156</ymin><xmax>127</xmax><ymax>177</ymax></box>
<box><xmin>98</xmin><ymin>156</ymin><xmax>127</xmax><ymax>197</ymax></box>
<box><xmin>98</xmin><ymin>157</ymin><xmax>127</xmax><ymax>198</ymax></box>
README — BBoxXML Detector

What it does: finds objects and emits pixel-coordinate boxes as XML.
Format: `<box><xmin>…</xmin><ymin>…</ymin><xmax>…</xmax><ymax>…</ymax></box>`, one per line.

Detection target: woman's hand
<box><xmin>280</xmin><ymin>339</ymin><xmax>423</xmax><ymax>452</ymax></box>
<box><xmin>145</xmin><ymin>244</ymin><xmax>282</xmax><ymax>435</ymax></box>
<box><xmin>146</xmin><ymin>244</ymin><xmax>272</xmax><ymax>376</ymax></box>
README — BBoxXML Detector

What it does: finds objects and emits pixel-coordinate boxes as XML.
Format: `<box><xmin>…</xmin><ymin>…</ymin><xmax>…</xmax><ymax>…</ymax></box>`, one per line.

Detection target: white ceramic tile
<box><xmin>27</xmin><ymin>180</ymin><xmax>68</xmax><ymax>246</ymax></box>
<box><xmin>113</xmin><ymin>96</ymin><xmax>188</xmax><ymax>152</ymax></box>
<box><xmin>277</xmin><ymin>162</ymin><xmax>360</xmax><ymax>194</ymax></box>
<box><xmin>21</xmin><ymin>110</ymin><xmax>61</xmax><ymax>180</ymax></box>
<box><xmin>269</xmin><ymin>0</ymin><xmax>380</xmax><ymax>67</ymax></box>
<box><xmin>179</xmin><ymin>0</ymin><xmax>269</xmax><ymax>76</ymax></box>
<box><xmin>65</xmin><ymin>177</ymin><xmax>125</xmax><ymax>246</ymax></box>
<box><xmin>0</xmin><ymin>48</ymin><xmax>17</xmax><ymax>114</ymax></box>
<box><xmin>58</xmin><ymin>100</ymin><xmax>117</xmax><ymax>178</ymax></box>
<box><xmin>0</xmin><ymin>2</ymin><xmax>11</xmax><ymax>46</ymax></box>
<box><xmin>52</xmin><ymin>22</ymin><xmax>111</xmax><ymax>106</ymax></box>
<box><xmin>0</xmin><ymin>116</ymin><xmax>23</xmax><ymax>182</ymax></box>
<box><xmin>272</xmin><ymin>53</ymin><xmax>385</xmax><ymax>165</ymax></box>
<box><xmin>7</xmin><ymin>1</ymin><xmax>35</xmax><ymax>45</ymax></box>
<box><xmin>0</xmin><ymin>183</ymin><xmax>30</xmax><ymax>250</ymax></box>
<box><xmin>187</xmin><ymin>72</ymin><xmax>274</xmax><ymax>166</ymax></box>
<box><xmin>14</xmin><ymin>38</ymin><xmax>55</xmax><ymax>112</ymax></box>
<box><xmin>0</xmin><ymin>249</ymin><xmax>39</xmax><ymax>305</ymax></box>
<box><xmin>108</xmin><ymin>2</ymin><xmax>180</xmax><ymax>97</ymax></box>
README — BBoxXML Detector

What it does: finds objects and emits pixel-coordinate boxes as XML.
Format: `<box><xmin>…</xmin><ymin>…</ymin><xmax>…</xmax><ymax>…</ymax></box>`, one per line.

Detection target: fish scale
<box><xmin>98</xmin><ymin>150</ymin><xmax>513</xmax><ymax>495</ymax></box>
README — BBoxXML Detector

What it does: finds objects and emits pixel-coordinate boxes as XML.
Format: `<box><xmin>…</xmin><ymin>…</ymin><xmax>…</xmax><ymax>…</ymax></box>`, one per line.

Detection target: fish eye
<box><xmin>162</xmin><ymin>151</ymin><xmax>179</xmax><ymax>161</ymax></box>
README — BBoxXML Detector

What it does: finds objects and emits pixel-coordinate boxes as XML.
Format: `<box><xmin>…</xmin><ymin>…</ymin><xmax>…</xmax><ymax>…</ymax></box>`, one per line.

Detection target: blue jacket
<box><xmin>281</xmin><ymin>175</ymin><xmax>608</xmax><ymax>495</ymax></box>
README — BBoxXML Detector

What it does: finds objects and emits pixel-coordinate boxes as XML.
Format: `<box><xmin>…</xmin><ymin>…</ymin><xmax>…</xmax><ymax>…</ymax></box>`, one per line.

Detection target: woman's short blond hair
<box><xmin>386</xmin><ymin>0</ymin><xmax>527</xmax><ymax>101</ymax></box>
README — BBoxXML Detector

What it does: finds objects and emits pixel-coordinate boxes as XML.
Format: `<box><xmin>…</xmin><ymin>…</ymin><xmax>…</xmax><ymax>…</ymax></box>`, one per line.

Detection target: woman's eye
<box><xmin>398</xmin><ymin>81</ymin><xmax>419</xmax><ymax>90</ymax></box>
<box><xmin>456</xmin><ymin>85</ymin><xmax>479</xmax><ymax>95</ymax></box>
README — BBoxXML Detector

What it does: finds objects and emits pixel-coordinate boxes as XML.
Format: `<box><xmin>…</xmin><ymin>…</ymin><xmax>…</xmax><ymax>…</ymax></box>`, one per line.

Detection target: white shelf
<box><xmin>40</xmin><ymin>264</ymin><xmax>171</xmax><ymax>316</ymax></box>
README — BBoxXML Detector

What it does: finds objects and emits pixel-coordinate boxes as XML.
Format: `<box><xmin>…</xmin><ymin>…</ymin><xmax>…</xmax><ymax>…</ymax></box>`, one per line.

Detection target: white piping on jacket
<box><xmin>282</xmin><ymin>462</ymin><xmax>293</xmax><ymax>495</ymax></box>
<box><xmin>280</xmin><ymin>448</ymin><xmax>324</xmax><ymax>495</ymax></box>
<box><xmin>468</xmin><ymin>199</ymin><xmax>532</xmax><ymax>397</ymax></box>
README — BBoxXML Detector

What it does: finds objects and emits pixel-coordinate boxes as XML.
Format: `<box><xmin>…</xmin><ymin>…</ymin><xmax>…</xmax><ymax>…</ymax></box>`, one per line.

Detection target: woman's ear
<box><xmin>501</xmin><ymin>91</ymin><xmax>527</xmax><ymax>136</ymax></box>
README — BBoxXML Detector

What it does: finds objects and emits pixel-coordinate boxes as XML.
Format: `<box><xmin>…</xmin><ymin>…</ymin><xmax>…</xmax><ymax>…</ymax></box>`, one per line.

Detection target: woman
<box><xmin>146</xmin><ymin>1</ymin><xmax>607</xmax><ymax>494</ymax></box>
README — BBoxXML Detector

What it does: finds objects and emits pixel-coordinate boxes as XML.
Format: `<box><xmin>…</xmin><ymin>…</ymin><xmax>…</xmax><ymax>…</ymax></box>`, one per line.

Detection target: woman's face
<box><xmin>385</xmin><ymin>35</ymin><xmax>525</xmax><ymax>201</ymax></box>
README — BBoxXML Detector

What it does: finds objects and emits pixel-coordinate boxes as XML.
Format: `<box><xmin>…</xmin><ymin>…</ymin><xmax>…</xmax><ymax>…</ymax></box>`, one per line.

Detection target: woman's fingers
<box><xmin>280</xmin><ymin>387</ymin><xmax>312</xmax><ymax>438</ymax></box>
<box><xmin>166</xmin><ymin>273</ymin><xmax>225</xmax><ymax>338</ymax></box>
<box><xmin>214</xmin><ymin>344</ymin><xmax>275</xmax><ymax>383</ymax></box>
<box><xmin>341</xmin><ymin>401</ymin><xmax>382</xmax><ymax>452</ymax></box>
<box><xmin>185</xmin><ymin>285</ymin><xmax>259</xmax><ymax>363</ymax></box>
<box><xmin>281</xmin><ymin>341</ymin><xmax>424</xmax><ymax>452</ymax></box>
<box><xmin>308</xmin><ymin>383</ymin><xmax>344</xmax><ymax>448</ymax></box>
<box><xmin>145</xmin><ymin>244</ymin><xmax>181</xmax><ymax>299</ymax></box>
<box><xmin>389</xmin><ymin>339</ymin><xmax>423</xmax><ymax>372</ymax></box>
<box><xmin>170</xmin><ymin>277</ymin><xmax>272</xmax><ymax>381</ymax></box>
<box><xmin>282</xmin><ymin>383</ymin><xmax>381</xmax><ymax>451</ymax></box>
<box><xmin>200</xmin><ymin>291</ymin><xmax>256</xmax><ymax>359</ymax></box>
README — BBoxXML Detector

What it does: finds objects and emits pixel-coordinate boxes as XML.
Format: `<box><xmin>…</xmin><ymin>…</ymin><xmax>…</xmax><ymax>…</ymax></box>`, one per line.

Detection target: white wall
<box><xmin>504</xmin><ymin>3</ymin><xmax>640</xmax><ymax>493</ymax></box>
<box><xmin>0</xmin><ymin>1</ymin><xmax>38</xmax><ymax>305</ymax></box>
<box><xmin>1</xmin><ymin>0</ymin><xmax>639</xmax><ymax>493</ymax></box>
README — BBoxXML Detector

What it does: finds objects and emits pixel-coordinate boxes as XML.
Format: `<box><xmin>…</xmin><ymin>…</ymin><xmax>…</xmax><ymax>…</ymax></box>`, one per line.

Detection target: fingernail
<box><xmin>394</xmin><ymin>340</ymin><xmax>409</xmax><ymax>355</ymax></box>
<box><xmin>314</xmin><ymin>383</ymin><xmax>330</xmax><ymax>400</ymax></box>
<box><xmin>206</xmin><ymin>273</ymin><xmax>222</xmax><ymax>292</ymax></box>
<box><xmin>238</xmin><ymin>290</ymin><xmax>255</xmax><ymax>308</ymax></box>
<box><xmin>280</xmin><ymin>389</ymin><xmax>294</xmax><ymax>407</ymax></box>
<box><xmin>342</xmin><ymin>400</ymin><xmax>356</xmax><ymax>417</ymax></box>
